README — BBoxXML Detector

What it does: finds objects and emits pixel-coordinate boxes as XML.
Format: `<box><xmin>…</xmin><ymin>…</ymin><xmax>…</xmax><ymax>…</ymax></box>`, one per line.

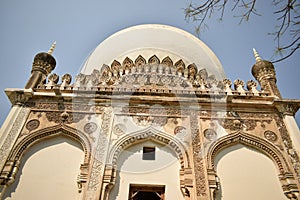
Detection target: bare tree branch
<box><xmin>185</xmin><ymin>0</ymin><xmax>300</xmax><ymax>63</ymax></box>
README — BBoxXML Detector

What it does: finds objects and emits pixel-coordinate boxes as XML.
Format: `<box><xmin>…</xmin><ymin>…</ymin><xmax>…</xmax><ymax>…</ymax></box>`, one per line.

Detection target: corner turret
<box><xmin>25</xmin><ymin>42</ymin><xmax>56</xmax><ymax>89</ymax></box>
<box><xmin>251</xmin><ymin>49</ymin><xmax>282</xmax><ymax>99</ymax></box>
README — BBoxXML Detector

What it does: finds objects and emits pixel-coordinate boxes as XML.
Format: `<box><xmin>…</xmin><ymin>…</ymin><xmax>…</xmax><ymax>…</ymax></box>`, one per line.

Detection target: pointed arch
<box><xmin>0</xmin><ymin>124</ymin><xmax>92</xmax><ymax>191</ymax></box>
<box><xmin>206</xmin><ymin>131</ymin><xmax>299</xmax><ymax>199</ymax></box>
<box><xmin>207</xmin><ymin>132</ymin><xmax>289</xmax><ymax>174</ymax></box>
<box><xmin>8</xmin><ymin>124</ymin><xmax>91</xmax><ymax>164</ymax></box>
<box><xmin>107</xmin><ymin>127</ymin><xmax>190</xmax><ymax>169</ymax></box>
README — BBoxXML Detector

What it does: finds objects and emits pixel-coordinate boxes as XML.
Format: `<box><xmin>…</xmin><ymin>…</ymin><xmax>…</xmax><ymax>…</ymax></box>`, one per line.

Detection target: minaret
<box><xmin>251</xmin><ymin>48</ymin><xmax>282</xmax><ymax>99</ymax></box>
<box><xmin>25</xmin><ymin>42</ymin><xmax>57</xmax><ymax>89</ymax></box>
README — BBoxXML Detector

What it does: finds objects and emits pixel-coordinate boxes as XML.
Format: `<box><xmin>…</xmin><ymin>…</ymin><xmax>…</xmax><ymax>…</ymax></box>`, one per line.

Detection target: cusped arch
<box><xmin>207</xmin><ymin>131</ymin><xmax>289</xmax><ymax>174</ymax></box>
<box><xmin>108</xmin><ymin>127</ymin><xmax>190</xmax><ymax>169</ymax></box>
<box><xmin>8</xmin><ymin>124</ymin><xmax>92</xmax><ymax>164</ymax></box>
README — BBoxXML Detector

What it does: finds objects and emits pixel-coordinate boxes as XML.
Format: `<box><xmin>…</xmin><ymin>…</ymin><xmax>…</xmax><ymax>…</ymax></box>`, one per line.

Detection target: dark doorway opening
<box><xmin>129</xmin><ymin>184</ymin><xmax>165</xmax><ymax>200</ymax></box>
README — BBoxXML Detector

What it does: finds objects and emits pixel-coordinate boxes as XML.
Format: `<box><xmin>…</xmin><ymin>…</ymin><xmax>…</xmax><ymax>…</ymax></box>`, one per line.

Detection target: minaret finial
<box><xmin>253</xmin><ymin>48</ymin><xmax>262</xmax><ymax>62</ymax></box>
<box><xmin>48</xmin><ymin>41</ymin><xmax>56</xmax><ymax>55</ymax></box>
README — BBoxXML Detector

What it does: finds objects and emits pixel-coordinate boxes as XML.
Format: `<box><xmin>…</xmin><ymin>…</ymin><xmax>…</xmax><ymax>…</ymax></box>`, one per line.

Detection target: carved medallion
<box><xmin>174</xmin><ymin>126</ymin><xmax>187</xmax><ymax>142</ymax></box>
<box><xmin>174</xmin><ymin>126</ymin><xmax>187</xmax><ymax>135</ymax></box>
<box><xmin>204</xmin><ymin>129</ymin><xmax>217</xmax><ymax>141</ymax></box>
<box><xmin>26</xmin><ymin>119</ymin><xmax>40</xmax><ymax>131</ymax></box>
<box><xmin>264</xmin><ymin>130</ymin><xmax>277</xmax><ymax>142</ymax></box>
<box><xmin>84</xmin><ymin>122</ymin><xmax>98</xmax><ymax>134</ymax></box>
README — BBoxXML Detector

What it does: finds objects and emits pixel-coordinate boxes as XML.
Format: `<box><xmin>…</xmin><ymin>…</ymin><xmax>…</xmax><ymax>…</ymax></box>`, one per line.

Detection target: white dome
<box><xmin>81</xmin><ymin>24</ymin><xmax>225</xmax><ymax>79</ymax></box>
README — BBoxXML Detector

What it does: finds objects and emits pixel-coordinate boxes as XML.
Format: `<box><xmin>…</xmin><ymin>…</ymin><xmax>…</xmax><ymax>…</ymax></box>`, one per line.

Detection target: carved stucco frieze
<box><xmin>45</xmin><ymin>111</ymin><xmax>86</xmax><ymax>124</ymax></box>
<box><xmin>189</xmin><ymin>110</ymin><xmax>208</xmax><ymax>197</ymax></box>
<box><xmin>275</xmin><ymin>102</ymin><xmax>299</xmax><ymax>117</ymax></box>
<box><xmin>86</xmin><ymin>107</ymin><xmax>113</xmax><ymax>198</ymax></box>
<box><xmin>0</xmin><ymin>108</ymin><xmax>30</xmax><ymax>172</ymax></box>
<box><xmin>34</xmin><ymin>102</ymin><xmax>103</xmax><ymax>113</ymax></box>
<box><xmin>121</xmin><ymin>106</ymin><xmax>182</xmax><ymax>117</ymax></box>
<box><xmin>221</xmin><ymin>112</ymin><xmax>272</xmax><ymax>132</ymax></box>
<box><xmin>5</xmin><ymin>90</ymin><xmax>33</xmax><ymax>106</ymax></box>
<box><xmin>274</xmin><ymin>116</ymin><xmax>300</xmax><ymax>182</ymax></box>
<box><xmin>131</xmin><ymin>115</ymin><xmax>168</xmax><ymax>127</ymax></box>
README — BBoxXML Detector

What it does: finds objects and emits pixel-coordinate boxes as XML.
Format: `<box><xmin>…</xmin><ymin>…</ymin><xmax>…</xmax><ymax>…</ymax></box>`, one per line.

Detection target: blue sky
<box><xmin>0</xmin><ymin>0</ymin><xmax>299</xmax><ymax>125</ymax></box>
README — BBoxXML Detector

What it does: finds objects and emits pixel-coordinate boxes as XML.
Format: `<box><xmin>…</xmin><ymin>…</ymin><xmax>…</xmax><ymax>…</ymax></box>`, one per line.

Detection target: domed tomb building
<box><xmin>0</xmin><ymin>24</ymin><xmax>299</xmax><ymax>200</ymax></box>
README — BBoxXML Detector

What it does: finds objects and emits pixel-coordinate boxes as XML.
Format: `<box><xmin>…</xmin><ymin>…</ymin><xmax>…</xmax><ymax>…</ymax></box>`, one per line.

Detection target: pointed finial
<box><xmin>253</xmin><ymin>48</ymin><xmax>262</xmax><ymax>62</ymax></box>
<box><xmin>48</xmin><ymin>41</ymin><xmax>56</xmax><ymax>55</ymax></box>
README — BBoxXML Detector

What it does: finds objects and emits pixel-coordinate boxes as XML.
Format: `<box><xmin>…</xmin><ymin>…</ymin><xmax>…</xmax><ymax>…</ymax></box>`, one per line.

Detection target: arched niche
<box><xmin>9</xmin><ymin>124</ymin><xmax>91</xmax><ymax>164</ymax></box>
<box><xmin>1</xmin><ymin>124</ymin><xmax>92</xmax><ymax>196</ymax></box>
<box><xmin>207</xmin><ymin>132</ymin><xmax>297</xmax><ymax>199</ymax></box>
<box><xmin>214</xmin><ymin>144</ymin><xmax>288</xmax><ymax>200</ymax></box>
<box><xmin>3</xmin><ymin>135</ymin><xmax>84</xmax><ymax>200</ymax></box>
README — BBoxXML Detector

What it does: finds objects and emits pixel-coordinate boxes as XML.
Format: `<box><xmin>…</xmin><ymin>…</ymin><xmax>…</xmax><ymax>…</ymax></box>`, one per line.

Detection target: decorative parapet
<box><xmin>32</xmin><ymin>54</ymin><xmax>270</xmax><ymax>99</ymax></box>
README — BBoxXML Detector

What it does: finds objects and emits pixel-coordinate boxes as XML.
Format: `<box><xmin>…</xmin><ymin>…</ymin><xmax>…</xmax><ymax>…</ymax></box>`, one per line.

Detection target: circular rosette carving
<box><xmin>84</xmin><ymin>122</ymin><xmax>98</xmax><ymax>134</ymax></box>
<box><xmin>264</xmin><ymin>130</ymin><xmax>277</xmax><ymax>142</ymax></box>
<box><xmin>26</xmin><ymin>119</ymin><xmax>40</xmax><ymax>131</ymax></box>
<box><xmin>204</xmin><ymin>129</ymin><xmax>217</xmax><ymax>141</ymax></box>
